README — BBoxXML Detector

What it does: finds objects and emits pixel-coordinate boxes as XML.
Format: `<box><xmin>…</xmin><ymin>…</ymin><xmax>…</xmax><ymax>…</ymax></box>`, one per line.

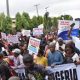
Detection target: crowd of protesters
<box><xmin>0</xmin><ymin>23</ymin><xmax>80</xmax><ymax>80</ymax></box>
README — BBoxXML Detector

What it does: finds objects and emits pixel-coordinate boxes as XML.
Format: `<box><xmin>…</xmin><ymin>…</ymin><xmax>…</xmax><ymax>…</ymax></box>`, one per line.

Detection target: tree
<box><xmin>43</xmin><ymin>12</ymin><xmax>52</xmax><ymax>31</ymax></box>
<box><xmin>43</xmin><ymin>12</ymin><xmax>49</xmax><ymax>30</ymax></box>
<box><xmin>0</xmin><ymin>13</ymin><xmax>12</xmax><ymax>33</ymax></box>
<box><xmin>2</xmin><ymin>16</ymin><xmax>12</xmax><ymax>33</ymax></box>
<box><xmin>52</xmin><ymin>17</ymin><xmax>58</xmax><ymax>28</ymax></box>
<box><xmin>37</xmin><ymin>16</ymin><xmax>43</xmax><ymax>25</ymax></box>
<box><xmin>16</xmin><ymin>12</ymin><xmax>22</xmax><ymax>31</ymax></box>
<box><xmin>21</xmin><ymin>12</ymin><xmax>30</xmax><ymax>29</ymax></box>
<box><xmin>31</xmin><ymin>16</ymin><xmax>38</xmax><ymax>28</ymax></box>
<box><xmin>59</xmin><ymin>15</ymin><xmax>73</xmax><ymax>20</ymax></box>
<box><xmin>0</xmin><ymin>13</ymin><xmax>5</xmax><ymax>31</ymax></box>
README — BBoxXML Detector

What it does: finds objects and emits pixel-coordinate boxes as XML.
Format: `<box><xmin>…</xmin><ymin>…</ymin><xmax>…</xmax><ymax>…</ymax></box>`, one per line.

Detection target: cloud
<box><xmin>0</xmin><ymin>0</ymin><xmax>80</xmax><ymax>18</ymax></box>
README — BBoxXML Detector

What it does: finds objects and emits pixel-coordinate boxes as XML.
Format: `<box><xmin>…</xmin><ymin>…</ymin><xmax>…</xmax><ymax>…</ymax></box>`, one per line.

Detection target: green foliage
<box><xmin>31</xmin><ymin>16</ymin><xmax>39</xmax><ymax>28</ymax></box>
<box><xmin>52</xmin><ymin>17</ymin><xmax>58</xmax><ymax>28</ymax></box>
<box><xmin>43</xmin><ymin>12</ymin><xmax>52</xmax><ymax>31</ymax></box>
<box><xmin>59</xmin><ymin>15</ymin><xmax>73</xmax><ymax>20</ymax></box>
<box><xmin>0</xmin><ymin>13</ymin><xmax>12</xmax><ymax>33</ymax></box>
<box><xmin>0</xmin><ymin>12</ymin><xmax>74</xmax><ymax>33</ymax></box>
<box><xmin>16</xmin><ymin>12</ymin><xmax>22</xmax><ymax>31</ymax></box>
<box><xmin>0</xmin><ymin>13</ymin><xmax>5</xmax><ymax>31</ymax></box>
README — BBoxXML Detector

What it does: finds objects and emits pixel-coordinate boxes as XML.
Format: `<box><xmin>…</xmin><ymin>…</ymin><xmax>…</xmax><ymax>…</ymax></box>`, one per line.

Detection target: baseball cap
<box><xmin>12</xmin><ymin>48</ymin><xmax>21</xmax><ymax>54</ymax></box>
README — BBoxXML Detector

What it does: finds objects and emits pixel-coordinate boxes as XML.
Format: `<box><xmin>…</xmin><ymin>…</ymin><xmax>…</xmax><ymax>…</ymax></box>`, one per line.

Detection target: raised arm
<box><xmin>68</xmin><ymin>23</ymin><xmax>75</xmax><ymax>39</ymax></box>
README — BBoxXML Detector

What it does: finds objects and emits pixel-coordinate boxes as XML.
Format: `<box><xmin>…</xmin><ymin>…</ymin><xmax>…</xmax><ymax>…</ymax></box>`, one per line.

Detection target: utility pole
<box><xmin>45</xmin><ymin>7</ymin><xmax>49</xmax><ymax>31</ymax></box>
<box><xmin>34</xmin><ymin>4</ymin><xmax>40</xmax><ymax>17</ymax></box>
<box><xmin>6</xmin><ymin>0</ymin><xmax>10</xmax><ymax>16</ymax></box>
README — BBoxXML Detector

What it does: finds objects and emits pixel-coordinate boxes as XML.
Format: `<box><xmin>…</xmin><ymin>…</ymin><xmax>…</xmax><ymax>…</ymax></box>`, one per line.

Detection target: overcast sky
<box><xmin>0</xmin><ymin>0</ymin><xmax>80</xmax><ymax>18</ymax></box>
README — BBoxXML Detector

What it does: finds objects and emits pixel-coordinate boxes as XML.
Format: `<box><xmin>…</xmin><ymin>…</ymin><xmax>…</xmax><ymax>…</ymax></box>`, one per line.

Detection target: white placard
<box><xmin>28</xmin><ymin>37</ymin><xmax>40</xmax><ymax>55</ymax></box>
<box><xmin>22</xmin><ymin>29</ymin><xmax>31</xmax><ymax>37</ymax></box>
<box><xmin>7</xmin><ymin>35</ymin><xmax>20</xmax><ymax>44</ymax></box>
<box><xmin>33</xmin><ymin>28</ymin><xmax>43</xmax><ymax>36</ymax></box>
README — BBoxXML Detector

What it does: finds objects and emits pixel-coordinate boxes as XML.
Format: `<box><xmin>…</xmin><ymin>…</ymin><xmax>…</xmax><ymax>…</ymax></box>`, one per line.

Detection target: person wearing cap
<box><xmin>8</xmin><ymin>48</ymin><xmax>24</xmax><ymax>70</ymax></box>
<box><xmin>56</xmin><ymin>37</ymin><xmax>65</xmax><ymax>52</ymax></box>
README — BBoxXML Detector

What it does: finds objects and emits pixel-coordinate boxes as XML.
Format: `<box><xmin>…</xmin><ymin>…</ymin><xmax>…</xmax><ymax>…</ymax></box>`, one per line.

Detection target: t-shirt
<box><xmin>56</xmin><ymin>42</ymin><xmax>65</xmax><ymax>52</ymax></box>
<box><xmin>72</xmin><ymin>36</ymin><xmax>80</xmax><ymax>50</ymax></box>
<box><xmin>64</xmin><ymin>53</ymin><xmax>79</xmax><ymax>63</ymax></box>
<box><xmin>47</xmin><ymin>51</ymin><xmax>64</xmax><ymax>66</ymax></box>
<box><xmin>35</xmin><ymin>56</ymin><xmax>48</xmax><ymax>67</ymax></box>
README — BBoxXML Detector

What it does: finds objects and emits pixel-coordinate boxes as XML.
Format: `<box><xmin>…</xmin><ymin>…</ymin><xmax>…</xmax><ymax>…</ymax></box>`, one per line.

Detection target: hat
<box><xmin>12</xmin><ymin>48</ymin><xmax>21</xmax><ymax>54</ymax></box>
<box><xmin>58</xmin><ymin>37</ymin><xmax>63</xmax><ymax>41</ymax></box>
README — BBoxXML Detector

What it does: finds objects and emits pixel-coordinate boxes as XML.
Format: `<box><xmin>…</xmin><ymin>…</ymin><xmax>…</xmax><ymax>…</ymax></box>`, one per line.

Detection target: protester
<box><xmin>23</xmin><ymin>54</ymin><xmax>51</xmax><ymax>80</ymax></box>
<box><xmin>47</xmin><ymin>42</ymin><xmax>64</xmax><ymax>66</ymax></box>
<box><xmin>56</xmin><ymin>37</ymin><xmax>65</xmax><ymax>52</ymax></box>
<box><xmin>64</xmin><ymin>43</ymin><xmax>80</xmax><ymax>64</ymax></box>
<box><xmin>0</xmin><ymin>52</ymin><xmax>11</xmax><ymax>80</ymax></box>
<box><xmin>67</xmin><ymin>40</ymin><xmax>80</xmax><ymax>55</ymax></box>
<box><xmin>8</xmin><ymin>48</ymin><xmax>24</xmax><ymax>72</ymax></box>
<box><xmin>35</xmin><ymin>49</ymin><xmax>48</xmax><ymax>67</ymax></box>
<box><xmin>19</xmin><ymin>43</ymin><xmax>28</xmax><ymax>55</ymax></box>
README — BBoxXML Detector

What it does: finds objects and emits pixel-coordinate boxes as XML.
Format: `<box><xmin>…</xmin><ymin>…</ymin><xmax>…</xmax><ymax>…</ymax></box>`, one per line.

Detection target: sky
<box><xmin>0</xmin><ymin>0</ymin><xmax>80</xmax><ymax>18</ymax></box>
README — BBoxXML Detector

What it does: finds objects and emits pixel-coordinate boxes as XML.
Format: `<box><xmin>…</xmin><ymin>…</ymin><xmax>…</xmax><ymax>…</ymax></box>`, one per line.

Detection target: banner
<box><xmin>1</xmin><ymin>32</ymin><xmax>7</xmax><ymax>40</ymax></box>
<box><xmin>16</xmin><ymin>32</ymin><xmax>22</xmax><ymax>37</ymax></box>
<box><xmin>58</xmin><ymin>20</ymin><xmax>80</xmax><ymax>40</ymax></box>
<box><xmin>7</xmin><ymin>35</ymin><xmax>20</xmax><ymax>44</ymax></box>
<box><xmin>33</xmin><ymin>28</ymin><xmax>43</xmax><ymax>36</ymax></box>
<box><xmin>38</xmin><ymin>24</ymin><xmax>44</xmax><ymax>28</ymax></box>
<box><xmin>46</xmin><ymin>63</ymin><xmax>80</xmax><ymax>80</ymax></box>
<box><xmin>28</xmin><ymin>37</ymin><xmax>40</xmax><ymax>55</ymax></box>
<box><xmin>22</xmin><ymin>29</ymin><xmax>31</xmax><ymax>37</ymax></box>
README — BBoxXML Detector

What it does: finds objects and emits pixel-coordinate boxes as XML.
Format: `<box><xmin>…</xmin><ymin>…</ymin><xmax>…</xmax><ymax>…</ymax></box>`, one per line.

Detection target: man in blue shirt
<box><xmin>47</xmin><ymin>42</ymin><xmax>64</xmax><ymax>66</ymax></box>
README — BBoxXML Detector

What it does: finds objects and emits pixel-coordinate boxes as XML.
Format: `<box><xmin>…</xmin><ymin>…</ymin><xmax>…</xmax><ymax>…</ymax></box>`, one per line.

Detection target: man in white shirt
<box><xmin>8</xmin><ymin>48</ymin><xmax>24</xmax><ymax>74</ymax></box>
<box><xmin>56</xmin><ymin>38</ymin><xmax>65</xmax><ymax>52</ymax></box>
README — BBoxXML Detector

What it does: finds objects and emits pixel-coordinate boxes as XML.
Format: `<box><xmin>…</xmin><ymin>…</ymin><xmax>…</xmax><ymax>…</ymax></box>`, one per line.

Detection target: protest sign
<box><xmin>38</xmin><ymin>24</ymin><xmax>44</xmax><ymax>28</ymax></box>
<box><xmin>33</xmin><ymin>28</ymin><xmax>43</xmax><ymax>36</ymax></box>
<box><xmin>16</xmin><ymin>32</ymin><xmax>22</xmax><ymax>37</ymax></box>
<box><xmin>1</xmin><ymin>32</ymin><xmax>7</xmax><ymax>40</ymax></box>
<box><xmin>46</xmin><ymin>63</ymin><xmax>80</xmax><ymax>80</ymax></box>
<box><xmin>21</xmin><ymin>29</ymin><xmax>31</xmax><ymax>37</ymax></box>
<box><xmin>58</xmin><ymin>20</ymin><xmax>79</xmax><ymax>40</ymax></box>
<box><xmin>7</xmin><ymin>35</ymin><xmax>20</xmax><ymax>43</ymax></box>
<box><xmin>28</xmin><ymin>37</ymin><xmax>40</xmax><ymax>55</ymax></box>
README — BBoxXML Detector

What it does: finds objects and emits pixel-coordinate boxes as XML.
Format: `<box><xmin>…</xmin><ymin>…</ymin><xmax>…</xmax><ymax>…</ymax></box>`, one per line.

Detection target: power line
<box><xmin>34</xmin><ymin>4</ymin><xmax>40</xmax><ymax>17</ymax></box>
<box><xmin>6</xmin><ymin>0</ymin><xmax>10</xmax><ymax>16</ymax></box>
